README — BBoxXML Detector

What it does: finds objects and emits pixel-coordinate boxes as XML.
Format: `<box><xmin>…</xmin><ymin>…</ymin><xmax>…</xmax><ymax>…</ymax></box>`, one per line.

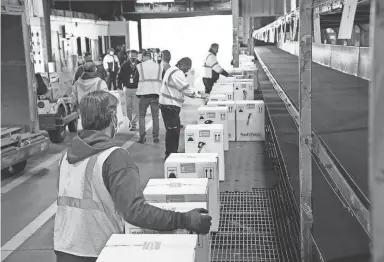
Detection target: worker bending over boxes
<box><xmin>164</xmin><ymin>153</ymin><xmax>220</xmax><ymax>231</ymax></box>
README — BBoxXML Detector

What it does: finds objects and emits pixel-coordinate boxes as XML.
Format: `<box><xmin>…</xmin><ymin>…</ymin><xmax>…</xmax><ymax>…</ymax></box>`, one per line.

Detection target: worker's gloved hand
<box><xmin>182</xmin><ymin>208</ymin><xmax>212</xmax><ymax>234</ymax></box>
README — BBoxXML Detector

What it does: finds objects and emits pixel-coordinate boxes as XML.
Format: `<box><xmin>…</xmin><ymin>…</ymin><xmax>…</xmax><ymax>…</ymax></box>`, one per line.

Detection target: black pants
<box><xmin>160</xmin><ymin>105</ymin><xmax>181</xmax><ymax>159</ymax></box>
<box><xmin>203</xmin><ymin>78</ymin><xmax>213</xmax><ymax>94</ymax></box>
<box><xmin>106</xmin><ymin>71</ymin><xmax>117</xmax><ymax>90</ymax></box>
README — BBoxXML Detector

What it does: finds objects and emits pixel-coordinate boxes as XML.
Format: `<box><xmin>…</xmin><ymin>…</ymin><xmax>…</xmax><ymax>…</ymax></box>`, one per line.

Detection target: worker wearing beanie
<box><xmin>103</xmin><ymin>48</ymin><xmax>120</xmax><ymax>90</ymax></box>
<box><xmin>202</xmin><ymin>43</ymin><xmax>232</xmax><ymax>94</ymax></box>
<box><xmin>160</xmin><ymin>57</ymin><xmax>207</xmax><ymax>161</ymax></box>
<box><xmin>71</xmin><ymin>61</ymin><xmax>108</xmax><ymax>107</ymax></box>
<box><xmin>161</xmin><ymin>50</ymin><xmax>172</xmax><ymax>80</ymax></box>
<box><xmin>136</xmin><ymin>50</ymin><xmax>162</xmax><ymax>144</ymax></box>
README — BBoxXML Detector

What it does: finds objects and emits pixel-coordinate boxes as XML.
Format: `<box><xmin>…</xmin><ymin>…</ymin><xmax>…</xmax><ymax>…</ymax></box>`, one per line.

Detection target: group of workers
<box><xmin>60</xmin><ymin>43</ymin><xmax>231</xmax><ymax>262</ymax></box>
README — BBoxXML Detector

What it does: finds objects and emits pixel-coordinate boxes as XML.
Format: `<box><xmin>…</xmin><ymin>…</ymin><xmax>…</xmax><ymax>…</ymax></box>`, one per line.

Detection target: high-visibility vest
<box><xmin>54</xmin><ymin>147</ymin><xmax>125</xmax><ymax>257</ymax></box>
<box><xmin>202</xmin><ymin>52</ymin><xmax>224</xmax><ymax>79</ymax></box>
<box><xmin>136</xmin><ymin>60</ymin><xmax>162</xmax><ymax>96</ymax></box>
<box><xmin>160</xmin><ymin>66</ymin><xmax>191</xmax><ymax>108</ymax></box>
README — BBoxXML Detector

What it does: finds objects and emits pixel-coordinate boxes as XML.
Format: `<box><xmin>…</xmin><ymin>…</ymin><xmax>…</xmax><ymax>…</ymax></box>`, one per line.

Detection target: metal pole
<box><xmin>369</xmin><ymin>1</ymin><xmax>384</xmax><ymax>261</ymax></box>
<box><xmin>232</xmin><ymin>0</ymin><xmax>240</xmax><ymax>68</ymax></box>
<box><xmin>299</xmin><ymin>0</ymin><xmax>313</xmax><ymax>260</ymax></box>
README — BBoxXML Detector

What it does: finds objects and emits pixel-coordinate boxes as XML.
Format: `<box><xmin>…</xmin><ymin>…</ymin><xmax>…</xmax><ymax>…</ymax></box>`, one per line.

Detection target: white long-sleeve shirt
<box><xmin>159</xmin><ymin>66</ymin><xmax>198</xmax><ymax>108</ymax></box>
<box><xmin>103</xmin><ymin>54</ymin><xmax>120</xmax><ymax>72</ymax></box>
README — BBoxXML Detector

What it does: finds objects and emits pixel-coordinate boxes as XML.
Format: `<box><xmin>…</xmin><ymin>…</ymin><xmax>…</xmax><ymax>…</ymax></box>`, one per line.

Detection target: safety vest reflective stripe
<box><xmin>166</xmin><ymin>69</ymin><xmax>181</xmax><ymax>90</ymax></box>
<box><xmin>203</xmin><ymin>54</ymin><xmax>212</xmax><ymax>68</ymax></box>
<box><xmin>211</xmin><ymin>62</ymin><xmax>219</xmax><ymax>68</ymax></box>
<box><xmin>179</xmin><ymin>84</ymin><xmax>190</xmax><ymax>92</ymax></box>
<box><xmin>96</xmin><ymin>79</ymin><xmax>103</xmax><ymax>90</ymax></box>
<box><xmin>138</xmin><ymin>63</ymin><xmax>162</xmax><ymax>83</ymax></box>
<box><xmin>161</xmin><ymin>92</ymin><xmax>184</xmax><ymax>103</ymax></box>
<box><xmin>57</xmin><ymin>149</ymin><xmax>123</xmax><ymax>229</ymax></box>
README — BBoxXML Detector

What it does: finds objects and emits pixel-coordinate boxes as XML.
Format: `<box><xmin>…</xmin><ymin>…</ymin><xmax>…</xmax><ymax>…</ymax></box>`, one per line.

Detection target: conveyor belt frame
<box><xmin>368</xmin><ymin>1</ymin><xmax>384</xmax><ymax>260</ymax></box>
<box><xmin>254</xmin><ymin>50</ymin><xmax>371</xmax><ymax>237</ymax></box>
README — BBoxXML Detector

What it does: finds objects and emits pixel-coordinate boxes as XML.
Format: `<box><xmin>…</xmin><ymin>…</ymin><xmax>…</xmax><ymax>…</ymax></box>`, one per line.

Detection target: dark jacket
<box><xmin>117</xmin><ymin>60</ymin><xmax>141</xmax><ymax>89</ymax></box>
<box><xmin>72</xmin><ymin>66</ymin><xmax>85</xmax><ymax>85</ymax></box>
<box><xmin>73</xmin><ymin>65</ymin><xmax>106</xmax><ymax>84</ymax></box>
<box><xmin>56</xmin><ymin>130</ymin><xmax>186</xmax><ymax>261</ymax></box>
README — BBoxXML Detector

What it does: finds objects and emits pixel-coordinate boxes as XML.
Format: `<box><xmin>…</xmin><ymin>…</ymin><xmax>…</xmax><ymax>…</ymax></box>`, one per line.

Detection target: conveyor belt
<box><xmin>254</xmin><ymin>48</ymin><xmax>371</xmax><ymax>261</ymax></box>
<box><xmin>254</xmin><ymin>46</ymin><xmax>369</xmax><ymax>201</ymax></box>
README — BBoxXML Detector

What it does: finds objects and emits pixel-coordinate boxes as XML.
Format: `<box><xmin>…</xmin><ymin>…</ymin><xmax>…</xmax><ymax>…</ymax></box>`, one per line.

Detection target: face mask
<box><xmin>109</xmin><ymin>52</ymin><xmax>114</xmax><ymax>55</ymax></box>
<box><xmin>110</xmin><ymin>112</ymin><xmax>118</xmax><ymax>138</ymax></box>
<box><xmin>130</xmin><ymin>58</ymin><xmax>137</xmax><ymax>63</ymax></box>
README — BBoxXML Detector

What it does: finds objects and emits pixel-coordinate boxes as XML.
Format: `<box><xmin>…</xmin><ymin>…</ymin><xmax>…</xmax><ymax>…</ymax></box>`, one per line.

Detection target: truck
<box><xmin>1</xmin><ymin>4</ymin><xmax>50</xmax><ymax>174</ymax></box>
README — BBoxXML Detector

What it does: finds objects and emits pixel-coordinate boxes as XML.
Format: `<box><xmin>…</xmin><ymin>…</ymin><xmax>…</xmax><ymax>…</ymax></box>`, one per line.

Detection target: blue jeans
<box><xmin>138</xmin><ymin>95</ymin><xmax>159</xmax><ymax>138</ymax></box>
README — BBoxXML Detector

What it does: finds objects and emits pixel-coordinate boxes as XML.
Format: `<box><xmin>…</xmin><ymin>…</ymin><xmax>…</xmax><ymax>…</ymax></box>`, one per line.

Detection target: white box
<box><xmin>164</xmin><ymin>153</ymin><xmax>220</xmax><ymax>231</ymax></box>
<box><xmin>211</xmin><ymin>86</ymin><xmax>234</xmax><ymax>101</ymax></box>
<box><xmin>235</xmin><ymin>100</ymin><xmax>265</xmax><ymax>141</ymax></box>
<box><xmin>185</xmin><ymin>124</ymin><xmax>225</xmax><ymax>181</ymax></box>
<box><xmin>206</xmin><ymin>101</ymin><xmax>236</xmax><ymax>141</ymax></box>
<box><xmin>197</xmin><ymin>106</ymin><xmax>229</xmax><ymax>151</ymax></box>
<box><xmin>208</xmin><ymin>93</ymin><xmax>227</xmax><ymax>102</ymax></box>
<box><xmin>124</xmin><ymin>202</ymin><xmax>210</xmax><ymax>262</ymax></box>
<box><xmin>97</xmin><ymin>234</ymin><xmax>197</xmax><ymax>262</ymax></box>
<box><xmin>234</xmin><ymin>81</ymin><xmax>254</xmax><ymax>100</ymax></box>
<box><xmin>144</xmin><ymin>178</ymin><xmax>209</xmax><ymax>203</ymax></box>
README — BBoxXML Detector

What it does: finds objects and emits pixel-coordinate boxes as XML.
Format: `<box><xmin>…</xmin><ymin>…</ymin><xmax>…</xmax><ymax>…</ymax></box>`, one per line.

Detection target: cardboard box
<box><xmin>144</xmin><ymin>178</ymin><xmax>209</xmax><ymax>203</ymax></box>
<box><xmin>208</xmin><ymin>93</ymin><xmax>227</xmax><ymax>102</ymax></box>
<box><xmin>164</xmin><ymin>153</ymin><xmax>219</xmax><ymax>231</ymax></box>
<box><xmin>233</xmin><ymin>81</ymin><xmax>255</xmax><ymax>100</ymax></box>
<box><xmin>124</xmin><ymin>202</ymin><xmax>210</xmax><ymax>262</ymax></box>
<box><xmin>185</xmin><ymin>124</ymin><xmax>225</xmax><ymax>181</ymax></box>
<box><xmin>235</xmin><ymin>100</ymin><xmax>265</xmax><ymax>141</ymax></box>
<box><xmin>206</xmin><ymin>100</ymin><xmax>236</xmax><ymax>141</ymax></box>
<box><xmin>211</xmin><ymin>85</ymin><xmax>234</xmax><ymax>101</ymax></box>
<box><xmin>197</xmin><ymin>106</ymin><xmax>229</xmax><ymax>151</ymax></box>
<box><xmin>97</xmin><ymin>234</ymin><xmax>197</xmax><ymax>262</ymax></box>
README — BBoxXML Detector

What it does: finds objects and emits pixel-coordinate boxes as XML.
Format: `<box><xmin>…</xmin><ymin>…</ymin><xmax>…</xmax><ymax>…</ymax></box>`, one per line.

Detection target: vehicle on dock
<box><xmin>36</xmin><ymin>73</ymin><xmax>79</xmax><ymax>144</ymax></box>
<box><xmin>1</xmin><ymin>7</ymin><xmax>50</xmax><ymax>174</ymax></box>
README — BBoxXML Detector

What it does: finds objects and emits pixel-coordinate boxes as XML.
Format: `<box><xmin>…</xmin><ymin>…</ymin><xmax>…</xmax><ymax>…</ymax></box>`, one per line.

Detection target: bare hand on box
<box><xmin>183</xmin><ymin>208</ymin><xmax>212</xmax><ymax>234</ymax></box>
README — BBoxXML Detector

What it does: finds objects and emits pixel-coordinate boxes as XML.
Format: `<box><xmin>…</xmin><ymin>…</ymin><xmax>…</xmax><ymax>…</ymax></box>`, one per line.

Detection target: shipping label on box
<box><xmin>164</xmin><ymin>153</ymin><xmax>220</xmax><ymax>231</ymax></box>
<box><xmin>206</xmin><ymin>101</ymin><xmax>236</xmax><ymax>141</ymax></box>
<box><xmin>208</xmin><ymin>93</ymin><xmax>227</xmax><ymax>102</ymax></box>
<box><xmin>98</xmin><ymin>234</ymin><xmax>197</xmax><ymax>262</ymax></box>
<box><xmin>235</xmin><ymin>101</ymin><xmax>265</xmax><ymax>142</ymax></box>
<box><xmin>197</xmin><ymin>106</ymin><xmax>229</xmax><ymax>151</ymax></box>
<box><xmin>185</xmin><ymin>124</ymin><xmax>225</xmax><ymax>181</ymax></box>
<box><xmin>143</xmin><ymin>178</ymin><xmax>209</xmax><ymax>203</ymax></box>
<box><xmin>234</xmin><ymin>82</ymin><xmax>254</xmax><ymax>100</ymax></box>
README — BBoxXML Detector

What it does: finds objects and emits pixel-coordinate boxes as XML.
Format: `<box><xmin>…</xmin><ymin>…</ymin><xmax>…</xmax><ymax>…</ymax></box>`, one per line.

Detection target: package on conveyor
<box><xmin>197</xmin><ymin>106</ymin><xmax>229</xmax><ymax>151</ymax></box>
<box><xmin>163</xmin><ymin>153</ymin><xmax>219</xmax><ymax>231</ymax></box>
<box><xmin>206</xmin><ymin>100</ymin><xmax>236</xmax><ymax>141</ymax></box>
<box><xmin>97</xmin><ymin>234</ymin><xmax>197</xmax><ymax>262</ymax></box>
<box><xmin>235</xmin><ymin>100</ymin><xmax>265</xmax><ymax>141</ymax></box>
<box><xmin>226</xmin><ymin>67</ymin><xmax>244</xmax><ymax>75</ymax></box>
<box><xmin>124</xmin><ymin>202</ymin><xmax>211</xmax><ymax>262</ymax></box>
<box><xmin>208</xmin><ymin>93</ymin><xmax>227</xmax><ymax>102</ymax></box>
<box><xmin>233</xmin><ymin>81</ymin><xmax>255</xmax><ymax>100</ymax></box>
<box><xmin>211</xmin><ymin>85</ymin><xmax>234</xmax><ymax>101</ymax></box>
<box><xmin>185</xmin><ymin>124</ymin><xmax>225</xmax><ymax>181</ymax></box>
<box><xmin>144</xmin><ymin>178</ymin><xmax>209</xmax><ymax>203</ymax></box>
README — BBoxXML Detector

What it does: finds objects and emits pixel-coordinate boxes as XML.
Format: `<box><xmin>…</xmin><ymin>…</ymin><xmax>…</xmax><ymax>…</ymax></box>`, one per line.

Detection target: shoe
<box><xmin>180</xmin><ymin>124</ymin><xmax>184</xmax><ymax>128</ymax></box>
<box><xmin>137</xmin><ymin>135</ymin><xmax>146</xmax><ymax>144</ymax></box>
<box><xmin>153</xmin><ymin>137</ymin><xmax>160</xmax><ymax>143</ymax></box>
<box><xmin>130</xmin><ymin>126</ymin><xmax>136</xmax><ymax>131</ymax></box>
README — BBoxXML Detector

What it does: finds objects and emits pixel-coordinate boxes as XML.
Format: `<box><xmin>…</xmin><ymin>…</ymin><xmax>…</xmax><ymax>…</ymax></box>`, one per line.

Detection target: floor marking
<box><xmin>1</xmin><ymin>120</ymin><xmax>154</xmax><ymax>260</ymax></box>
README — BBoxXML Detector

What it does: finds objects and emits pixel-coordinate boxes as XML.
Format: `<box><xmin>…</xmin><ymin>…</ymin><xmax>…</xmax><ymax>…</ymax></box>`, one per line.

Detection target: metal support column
<box><xmin>232</xmin><ymin>0</ymin><xmax>240</xmax><ymax>67</ymax></box>
<box><xmin>299</xmin><ymin>0</ymin><xmax>313</xmax><ymax>261</ymax></box>
<box><xmin>138</xmin><ymin>19</ymin><xmax>143</xmax><ymax>51</ymax></box>
<box><xmin>369</xmin><ymin>1</ymin><xmax>384</xmax><ymax>261</ymax></box>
